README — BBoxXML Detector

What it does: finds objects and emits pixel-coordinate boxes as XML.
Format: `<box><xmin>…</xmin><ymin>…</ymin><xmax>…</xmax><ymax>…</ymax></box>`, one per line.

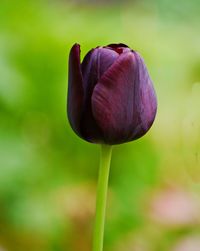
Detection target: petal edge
<box><xmin>67</xmin><ymin>43</ymin><xmax>84</xmax><ymax>138</ymax></box>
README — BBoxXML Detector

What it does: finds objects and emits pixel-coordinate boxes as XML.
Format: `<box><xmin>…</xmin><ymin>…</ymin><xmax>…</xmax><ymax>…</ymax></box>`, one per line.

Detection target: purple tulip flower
<box><xmin>67</xmin><ymin>43</ymin><xmax>157</xmax><ymax>145</ymax></box>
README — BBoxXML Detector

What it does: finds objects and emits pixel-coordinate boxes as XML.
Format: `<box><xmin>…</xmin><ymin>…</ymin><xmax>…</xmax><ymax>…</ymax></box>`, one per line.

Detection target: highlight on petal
<box><xmin>91</xmin><ymin>51</ymin><xmax>157</xmax><ymax>144</ymax></box>
<box><xmin>67</xmin><ymin>43</ymin><xmax>84</xmax><ymax>138</ymax></box>
<box><xmin>81</xmin><ymin>47</ymin><xmax>119</xmax><ymax>91</ymax></box>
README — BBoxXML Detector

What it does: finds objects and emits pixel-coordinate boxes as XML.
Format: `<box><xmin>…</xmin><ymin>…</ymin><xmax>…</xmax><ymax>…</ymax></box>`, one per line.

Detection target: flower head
<box><xmin>67</xmin><ymin>43</ymin><xmax>157</xmax><ymax>145</ymax></box>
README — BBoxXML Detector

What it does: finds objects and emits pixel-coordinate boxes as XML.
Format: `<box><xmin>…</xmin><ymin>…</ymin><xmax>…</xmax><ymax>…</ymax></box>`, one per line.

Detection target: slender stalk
<box><xmin>92</xmin><ymin>144</ymin><xmax>112</xmax><ymax>251</ymax></box>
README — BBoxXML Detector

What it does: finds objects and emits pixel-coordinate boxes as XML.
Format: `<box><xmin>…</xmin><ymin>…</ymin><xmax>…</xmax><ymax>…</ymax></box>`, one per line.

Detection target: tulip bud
<box><xmin>67</xmin><ymin>43</ymin><xmax>157</xmax><ymax>145</ymax></box>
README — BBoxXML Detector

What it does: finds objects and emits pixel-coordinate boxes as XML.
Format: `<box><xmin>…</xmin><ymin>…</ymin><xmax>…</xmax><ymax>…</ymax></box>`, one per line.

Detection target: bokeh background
<box><xmin>0</xmin><ymin>0</ymin><xmax>200</xmax><ymax>250</ymax></box>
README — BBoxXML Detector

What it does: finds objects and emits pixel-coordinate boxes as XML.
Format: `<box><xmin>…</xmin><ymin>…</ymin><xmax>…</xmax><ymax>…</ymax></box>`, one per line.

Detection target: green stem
<box><xmin>92</xmin><ymin>144</ymin><xmax>112</xmax><ymax>251</ymax></box>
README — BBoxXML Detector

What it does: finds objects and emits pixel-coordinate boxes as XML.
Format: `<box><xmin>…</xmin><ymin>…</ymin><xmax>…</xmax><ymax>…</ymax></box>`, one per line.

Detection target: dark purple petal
<box><xmin>132</xmin><ymin>51</ymin><xmax>157</xmax><ymax>140</ymax></box>
<box><xmin>91</xmin><ymin>51</ymin><xmax>157</xmax><ymax>145</ymax></box>
<box><xmin>80</xmin><ymin>47</ymin><xmax>119</xmax><ymax>142</ymax></box>
<box><xmin>67</xmin><ymin>43</ymin><xmax>84</xmax><ymax>138</ymax></box>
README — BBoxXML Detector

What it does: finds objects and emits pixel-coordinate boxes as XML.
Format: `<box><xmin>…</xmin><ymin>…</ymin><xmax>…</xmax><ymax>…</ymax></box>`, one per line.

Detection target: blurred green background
<box><xmin>0</xmin><ymin>0</ymin><xmax>200</xmax><ymax>250</ymax></box>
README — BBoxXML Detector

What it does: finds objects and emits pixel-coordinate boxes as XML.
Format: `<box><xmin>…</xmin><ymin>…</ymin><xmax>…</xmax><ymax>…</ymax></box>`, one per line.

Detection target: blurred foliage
<box><xmin>0</xmin><ymin>0</ymin><xmax>200</xmax><ymax>250</ymax></box>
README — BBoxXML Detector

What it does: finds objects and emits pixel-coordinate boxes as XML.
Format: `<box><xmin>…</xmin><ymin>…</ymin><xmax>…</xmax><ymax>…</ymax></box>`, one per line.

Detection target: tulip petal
<box><xmin>80</xmin><ymin>48</ymin><xmax>119</xmax><ymax>142</ymax></box>
<box><xmin>92</xmin><ymin>51</ymin><xmax>157</xmax><ymax>144</ymax></box>
<box><xmin>79</xmin><ymin>48</ymin><xmax>103</xmax><ymax>142</ymax></box>
<box><xmin>67</xmin><ymin>43</ymin><xmax>84</xmax><ymax>138</ymax></box>
<box><xmin>134</xmin><ymin>52</ymin><xmax>157</xmax><ymax>139</ymax></box>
